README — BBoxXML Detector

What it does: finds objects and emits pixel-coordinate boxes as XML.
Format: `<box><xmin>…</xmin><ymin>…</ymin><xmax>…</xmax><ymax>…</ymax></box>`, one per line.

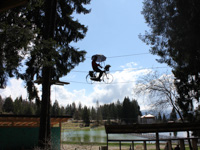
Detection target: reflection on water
<box><xmin>62</xmin><ymin>129</ymin><xmax>107</xmax><ymax>143</ymax></box>
<box><xmin>62</xmin><ymin>128</ymin><xmax>189</xmax><ymax>143</ymax></box>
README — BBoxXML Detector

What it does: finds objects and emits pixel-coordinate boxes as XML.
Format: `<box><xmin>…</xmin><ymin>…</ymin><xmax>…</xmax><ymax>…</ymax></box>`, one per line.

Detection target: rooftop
<box><xmin>105</xmin><ymin>123</ymin><xmax>200</xmax><ymax>134</ymax></box>
<box><xmin>0</xmin><ymin>114</ymin><xmax>72</xmax><ymax>127</ymax></box>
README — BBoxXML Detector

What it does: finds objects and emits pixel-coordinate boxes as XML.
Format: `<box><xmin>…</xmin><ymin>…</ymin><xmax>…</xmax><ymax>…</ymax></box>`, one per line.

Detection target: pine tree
<box><xmin>60</xmin><ymin>106</ymin><xmax>65</xmax><ymax>116</ymax></box>
<box><xmin>1</xmin><ymin>0</ymin><xmax>91</xmax><ymax>148</ymax></box>
<box><xmin>116</xmin><ymin>100</ymin><xmax>122</xmax><ymax>121</ymax></box>
<box><xmin>3</xmin><ymin>97</ymin><xmax>14</xmax><ymax>113</ymax></box>
<box><xmin>90</xmin><ymin>106</ymin><xmax>96</xmax><ymax>121</ymax></box>
<box><xmin>52</xmin><ymin>100</ymin><xmax>60</xmax><ymax>116</ymax></box>
<box><xmin>131</xmin><ymin>99</ymin><xmax>141</xmax><ymax>123</ymax></box>
<box><xmin>13</xmin><ymin>97</ymin><xmax>23</xmax><ymax>115</ymax></box>
<box><xmin>82</xmin><ymin>106</ymin><xmax>90</xmax><ymax>126</ymax></box>
<box><xmin>122</xmin><ymin>97</ymin><xmax>132</xmax><ymax>124</ymax></box>
<box><xmin>157</xmin><ymin>112</ymin><xmax>162</xmax><ymax>123</ymax></box>
<box><xmin>162</xmin><ymin>114</ymin><xmax>167</xmax><ymax>123</ymax></box>
<box><xmin>0</xmin><ymin>96</ymin><xmax>3</xmax><ymax>112</ymax></box>
<box><xmin>0</xmin><ymin>8</ymin><xmax>34</xmax><ymax>88</ymax></box>
<box><xmin>96</xmin><ymin>101</ymin><xmax>102</xmax><ymax>125</ymax></box>
<box><xmin>169</xmin><ymin>107</ymin><xmax>177</xmax><ymax>122</ymax></box>
<box><xmin>140</xmin><ymin>0</ymin><xmax>200</xmax><ymax>122</ymax></box>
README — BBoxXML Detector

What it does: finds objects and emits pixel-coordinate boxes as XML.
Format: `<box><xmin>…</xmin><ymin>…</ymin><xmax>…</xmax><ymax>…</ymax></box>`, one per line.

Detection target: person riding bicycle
<box><xmin>92</xmin><ymin>55</ymin><xmax>104</xmax><ymax>81</ymax></box>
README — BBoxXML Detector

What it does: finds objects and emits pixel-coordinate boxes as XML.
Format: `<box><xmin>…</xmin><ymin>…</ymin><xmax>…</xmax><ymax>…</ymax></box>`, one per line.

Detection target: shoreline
<box><xmin>61</xmin><ymin>143</ymin><xmax>167</xmax><ymax>150</ymax></box>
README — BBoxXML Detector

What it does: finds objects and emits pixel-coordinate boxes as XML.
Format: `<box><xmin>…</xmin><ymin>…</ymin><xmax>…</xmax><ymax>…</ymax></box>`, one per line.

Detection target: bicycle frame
<box><xmin>86</xmin><ymin>65</ymin><xmax>113</xmax><ymax>84</ymax></box>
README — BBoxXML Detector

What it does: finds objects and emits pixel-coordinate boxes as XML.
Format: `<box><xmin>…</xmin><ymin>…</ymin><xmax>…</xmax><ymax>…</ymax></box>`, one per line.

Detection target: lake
<box><xmin>62</xmin><ymin>128</ymin><xmax>188</xmax><ymax>143</ymax></box>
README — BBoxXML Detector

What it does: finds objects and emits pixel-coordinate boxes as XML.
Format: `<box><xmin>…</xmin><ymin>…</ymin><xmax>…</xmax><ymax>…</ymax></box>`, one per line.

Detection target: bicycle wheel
<box><xmin>103</xmin><ymin>73</ymin><xmax>113</xmax><ymax>84</ymax></box>
<box><xmin>86</xmin><ymin>74</ymin><xmax>95</xmax><ymax>84</ymax></box>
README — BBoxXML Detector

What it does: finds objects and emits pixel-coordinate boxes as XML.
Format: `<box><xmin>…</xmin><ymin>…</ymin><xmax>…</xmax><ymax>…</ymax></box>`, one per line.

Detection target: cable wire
<box><xmin>86</xmin><ymin>52</ymin><xmax>150</xmax><ymax>59</ymax></box>
<box><xmin>71</xmin><ymin>66</ymin><xmax>169</xmax><ymax>73</ymax></box>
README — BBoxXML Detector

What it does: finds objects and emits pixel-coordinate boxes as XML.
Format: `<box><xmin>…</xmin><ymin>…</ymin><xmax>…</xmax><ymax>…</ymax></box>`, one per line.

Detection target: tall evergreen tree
<box><xmin>140</xmin><ymin>0</ymin><xmax>200</xmax><ymax>122</ymax></box>
<box><xmin>131</xmin><ymin>99</ymin><xmax>141</xmax><ymax>123</ymax></box>
<box><xmin>0</xmin><ymin>8</ymin><xmax>34</xmax><ymax>88</ymax></box>
<box><xmin>90</xmin><ymin>106</ymin><xmax>96</xmax><ymax>120</ymax></box>
<box><xmin>0</xmin><ymin>96</ymin><xmax>3</xmax><ymax>112</ymax></box>
<box><xmin>3</xmin><ymin>97</ymin><xmax>14</xmax><ymax>113</ymax></box>
<box><xmin>116</xmin><ymin>100</ymin><xmax>122</xmax><ymax>121</ymax></box>
<box><xmin>82</xmin><ymin>106</ymin><xmax>90</xmax><ymax>126</ymax></box>
<box><xmin>96</xmin><ymin>101</ymin><xmax>102</xmax><ymax>125</ymax></box>
<box><xmin>122</xmin><ymin>97</ymin><xmax>132</xmax><ymax>124</ymax></box>
<box><xmin>13</xmin><ymin>97</ymin><xmax>23</xmax><ymax>115</ymax></box>
<box><xmin>1</xmin><ymin>0</ymin><xmax>91</xmax><ymax>148</ymax></box>
<box><xmin>157</xmin><ymin>112</ymin><xmax>162</xmax><ymax>123</ymax></box>
<box><xmin>169</xmin><ymin>107</ymin><xmax>177</xmax><ymax>121</ymax></box>
<box><xmin>52</xmin><ymin>100</ymin><xmax>60</xmax><ymax>116</ymax></box>
<box><xmin>162</xmin><ymin>113</ymin><xmax>167</xmax><ymax>123</ymax></box>
<box><xmin>60</xmin><ymin>106</ymin><xmax>65</xmax><ymax>115</ymax></box>
<box><xmin>24</xmin><ymin>103</ymin><xmax>35</xmax><ymax>115</ymax></box>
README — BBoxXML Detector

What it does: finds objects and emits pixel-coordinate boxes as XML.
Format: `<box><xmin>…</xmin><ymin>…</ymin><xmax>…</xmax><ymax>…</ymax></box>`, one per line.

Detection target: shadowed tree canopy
<box><xmin>0</xmin><ymin>9</ymin><xmax>34</xmax><ymax>88</ymax></box>
<box><xmin>122</xmin><ymin>97</ymin><xmax>141</xmax><ymax>124</ymax></box>
<box><xmin>0</xmin><ymin>0</ymin><xmax>91</xmax><ymax>148</ymax></box>
<box><xmin>140</xmin><ymin>0</ymin><xmax>200</xmax><ymax>120</ymax></box>
<box><xmin>0</xmin><ymin>0</ymin><xmax>91</xmax><ymax>100</ymax></box>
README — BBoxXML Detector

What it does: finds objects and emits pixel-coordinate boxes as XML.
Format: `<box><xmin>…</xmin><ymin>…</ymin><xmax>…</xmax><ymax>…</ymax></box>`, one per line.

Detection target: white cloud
<box><xmin>0</xmin><ymin>78</ymin><xmax>27</xmax><ymax>100</ymax></box>
<box><xmin>87</xmin><ymin>68</ymin><xmax>151</xmax><ymax>108</ymax></box>
<box><xmin>0</xmin><ymin>63</ymin><xmax>152</xmax><ymax>110</ymax></box>
<box><xmin>120</xmin><ymin>61</ymin><xmax>138</xmax><ymax>69</ymax></box>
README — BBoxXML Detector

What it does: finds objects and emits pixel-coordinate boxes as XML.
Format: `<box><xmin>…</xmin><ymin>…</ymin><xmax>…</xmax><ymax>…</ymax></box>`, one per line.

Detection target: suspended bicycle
<box><xmin>86</xmin><ymin>54</ymin><xmax>113</xmax><ymax>84</ymax></box>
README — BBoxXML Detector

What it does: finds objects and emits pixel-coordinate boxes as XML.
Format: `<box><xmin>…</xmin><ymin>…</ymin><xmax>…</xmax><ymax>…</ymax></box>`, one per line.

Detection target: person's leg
<box><xmin>98</xmin><ymin>71</ymin><xmax>103</xmax><ymax>80</ymax></box>
<box><xmin>95</xmin><ymin>69</ymin><xmax>103</xmax><ymax>80</ymax></box>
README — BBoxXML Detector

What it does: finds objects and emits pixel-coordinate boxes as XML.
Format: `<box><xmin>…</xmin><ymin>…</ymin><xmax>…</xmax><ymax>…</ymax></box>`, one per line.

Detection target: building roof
<box><xmin>141</xmin><ymin>114</ymin><xmax>155</xmax><ymax>118</ymax></box>
<box><xmin>105</xmin><ymin>123</ymin><xmax>200</xmax><ymax>134</ymax></box>
<box><xmin>0</xmin><ymin>114</ymin><xmax>72</xmax><ymax>127</ymax></box>
<box><xmin>0</xmin><ymin>0</ymin><xmax>28</xmax><ymax>12</ymax></box>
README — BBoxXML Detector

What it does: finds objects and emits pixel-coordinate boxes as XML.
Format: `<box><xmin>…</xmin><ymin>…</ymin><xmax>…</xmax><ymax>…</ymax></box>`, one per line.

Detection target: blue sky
<box><xmin>65</xmin><ymin>0</ymin><xmax>168</xmax><ymax>89</ymax></box>
<box><xmin>0</xmin><ymin>0</ymin><xmax>171</xmax><ymax>110</ymax></box>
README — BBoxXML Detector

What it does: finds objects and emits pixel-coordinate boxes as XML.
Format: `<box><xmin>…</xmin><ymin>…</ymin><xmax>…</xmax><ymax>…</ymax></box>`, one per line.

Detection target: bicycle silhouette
<box><xmin>86</xmin><ymin>65</ymin><xmax>113</xmax><ymax>84</ymax></box>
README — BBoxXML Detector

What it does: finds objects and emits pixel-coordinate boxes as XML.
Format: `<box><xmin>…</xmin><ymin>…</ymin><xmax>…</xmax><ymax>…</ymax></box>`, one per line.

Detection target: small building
<box><xmin>139</xmin><ymin>114</ymin><xmax>155</xmax><ymax>124</ymax></box>
<box><xmin>0</xmin><ymin>114</ymin><xmax>72</xmax><ymax>150</ymax></box>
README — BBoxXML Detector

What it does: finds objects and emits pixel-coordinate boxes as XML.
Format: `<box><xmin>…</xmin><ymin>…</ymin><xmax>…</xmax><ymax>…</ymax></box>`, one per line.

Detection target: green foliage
<box><xmin>157</xmin><ymin>112</ymin><xmax>162</xmax><ymax>123</ymax></box>
<box><xmin>140</xmin><ymin>0</ymin><xmax>200</xmax><ymax>121</ymax></box>
<box><xmin>162</xmin><ymin>114</ymin><xmax>167</xmax><ymax>123</ymax></box>
<box><xmin>0</xmin><ymin>8</ymin><xmax>34</xmax><ymax>88</ymax></box>
<box><xmin>96</xmin><ymin>101</ymin><xmax>102</xmax><ymax>125</ymax></box>
<box><xmin>23</xmin><ymin>0</ymin><xmax>91</xmax><ymax>101</ymax></box>
<box><xmin>122</xmin><ymin>97</ymin><xmax>132</xmax><ymax>124</ymax></box>
<box><xmin>52</xmin><ymin>100</ymin><xmax>60</xmax><ymax>116</ymax></box>
<box><xmin>90</xmin><ymin>106</ymin><xmax>96</xmax><ymax>120</ymax></box>
<box><xmin>0</xmin><ymin>96</ymin><xmax>3</xmax><ymax>112</ymax></box>
<box><xmin>82</xmin><ymin>106</ymin><xmax>90</xmax><ymax>126</ymax></box>
<box><xmin>3</xmin><ymin>97</ymin><xmax>14</xmax><ymax>112</ymax></box>
<box><xmin>0</xmin><ymin>0</ymin><xmax>91</xmax><ymax>101</ymax></box>
<box><xmin>121</xmin><ymin>97</ymin><xmax>141</xmax><ymax>124</ymax></box>
<box><xmin>0</xmin><ymin>95</ymin><xmax>142</xmax><ymax>125</ymax></box>
<box><xmin>169</xmin><ymin>107</ymin><xmax>177</xmax><ymax>121</ymax></box>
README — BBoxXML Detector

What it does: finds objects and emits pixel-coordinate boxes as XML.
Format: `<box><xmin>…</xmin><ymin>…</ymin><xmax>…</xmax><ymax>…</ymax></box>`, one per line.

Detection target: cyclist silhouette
<box><xmin>92</xmin><ymin>55</ymin><xmax>103</xmax><ymax>81</ymax></box>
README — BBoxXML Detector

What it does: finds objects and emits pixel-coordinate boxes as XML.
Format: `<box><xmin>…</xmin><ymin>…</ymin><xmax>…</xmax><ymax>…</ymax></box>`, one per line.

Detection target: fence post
<box><xmin>156</xmin><ymin>132</ymin><xmax>160</xmax><ymax>150</ymax></box>
<box><xmin>179</xmin><ymin>139</ymin><xmax>185</xmax><ymax>150</ymax></box>
<box><xmin>132</xmin><ymin>141</ymin><xmax>134</xmax><ymax>150</ymax></box>
<box><xmin>192</xmin><ymin>138</ymin><xmax>198</xmax><ymax>150</ymax></box>
<box><xmin>168</xmin><ymin>140</ymin><xmax>172</xmax><ymax>150</ymax></box>
<box><xmin>143</xmin><ymin>141</ymin><xmax>147</xmax><ymax>150</ymax></box>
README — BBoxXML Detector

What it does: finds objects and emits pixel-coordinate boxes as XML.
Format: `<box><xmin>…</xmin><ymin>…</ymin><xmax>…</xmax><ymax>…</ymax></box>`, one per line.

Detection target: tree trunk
<box><xmin>39</xmin><ymin>67</ymin><xmax>51</xmax><ymax>149</ymax></box>
<box><xmin>38</xmin><ymin>0</ymin><xmax>57</xmax><ymax>149</ymax></box>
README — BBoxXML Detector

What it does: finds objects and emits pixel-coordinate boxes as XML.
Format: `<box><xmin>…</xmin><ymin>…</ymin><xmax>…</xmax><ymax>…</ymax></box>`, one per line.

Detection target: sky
<box><xmin>0</xmin><ymin>0</ymin><xmax>171</xmax><ymax>111</ymax></box>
